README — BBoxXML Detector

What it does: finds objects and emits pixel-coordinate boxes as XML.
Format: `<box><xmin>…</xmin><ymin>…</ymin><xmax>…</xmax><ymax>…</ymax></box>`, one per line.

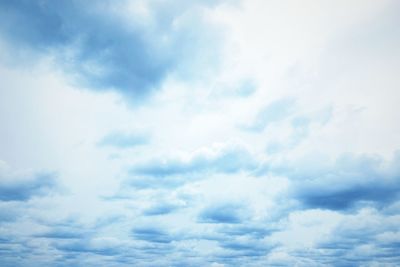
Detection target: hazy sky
<box><xmin>0</xmin><ymin>0</ymin><xmax>399</xmax><ymax>266</ymax></box>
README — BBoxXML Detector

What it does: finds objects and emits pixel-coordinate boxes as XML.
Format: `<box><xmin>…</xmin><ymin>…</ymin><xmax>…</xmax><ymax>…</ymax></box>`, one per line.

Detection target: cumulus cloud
<box><xmin>142</xmin><ymin>202</ymin><xmax>180</xmax><ymax>216</ymax></box>
<box><xmin>0</xmin><ymin>0</ymin><xmax>223</xmax><ymax>101</ymax></box>
<box><xmin>35</xmin><ymin>228</ymin><xmax>85</xmax><ymax>240</ymax></box>
<box><xmin>54</xmin><ymin>238</ymin><xmax>122</xmax><ymax>256</ymax></box>
<box><xmin>288</xmin><ymin>153</ymin><xmax>400</xmax><ymax>211</ymax></box>
<box><xmin>0</xmin><ymin>0</ymin><xmax>399</xmax><ymax>266</ymax></box>
<box><xmin>130</xmin><ymin>143</ymin><xmax>259</xmax><ymax>178</ymax></box>
<box><xmin>131</xmin><ymin>226</ymin><xmax>173</xmax><ymax>244</ymax></box>
<box><xmin>0</xmin><ymin>172</ymin><xmax>57</xmax><ymax>201</ymax></box>
<box><xmin>218</xmin><ymin>224</ymin><xmax>277</xmax><ymax>240</ymax></box>
<box><xmin>198</xmin><ymin>202</ymin><xmax>248</xmax><ymax>224</ymax></box>
<box><xmin>302</xmin><ymin>208</ymin><xmax>400</xmax><ymax>266</ymax></box>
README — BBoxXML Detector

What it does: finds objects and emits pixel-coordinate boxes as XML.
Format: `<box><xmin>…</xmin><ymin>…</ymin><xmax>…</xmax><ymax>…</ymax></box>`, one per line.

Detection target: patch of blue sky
<box><xmin>243</xmin><ymin>97</ymin><xmax>296</xmax><ymax>132</ymax></box>
<box><xmin>98</xmin><ymin>131</ymin><xmax>149</xmax><ymax>149</ymax></box>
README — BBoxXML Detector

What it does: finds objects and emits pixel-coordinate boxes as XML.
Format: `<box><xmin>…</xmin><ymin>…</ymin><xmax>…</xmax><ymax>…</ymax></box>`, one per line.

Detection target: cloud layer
<box><xmin>0</xmin><ymin>0</ymin><xmax>399</xmax><ymax>266</ymax></box>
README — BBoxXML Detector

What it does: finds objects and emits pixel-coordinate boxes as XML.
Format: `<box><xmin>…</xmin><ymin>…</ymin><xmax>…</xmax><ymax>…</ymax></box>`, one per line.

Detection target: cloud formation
<box><xmin>142</xmin><ymin>202</ymin><xmax>180</xmax><ymax>216</ymax></box>
<box><xmin>289</xmin><ymin>153</ymin><xmax>400</xmax><ymax>211</ymax></box>
<box><xmin>0</xmin><ymin>0</ymin><xmax>221</xmax><ymax>101</ymax></box>
<box><xmin>132</xmin><ymin>226</ymin><xmax>173</xmax><ymax>244</ymax></box>
<box><xmin>0</xmin><ymin>0</ymin><xmax>399</xmax><ymax>266</ymax></box>
<box><xmin>130</xmin><ymin>144</ymin><xmax>258</xmax><ymax>177</ymax></box>
<box><xmin>198</xmin><ymin>203</ymin><xmax>247</xmax><ymax>224</ymax></box>
<box><xmin>0</xmin><ymin>172</ymin><xmax>57</xmax><ymax>201</ymax></box>
<box><xmin>305</xmin><ymin>209</ymin><xmax>400</xmax><ymax>265</ymax></box>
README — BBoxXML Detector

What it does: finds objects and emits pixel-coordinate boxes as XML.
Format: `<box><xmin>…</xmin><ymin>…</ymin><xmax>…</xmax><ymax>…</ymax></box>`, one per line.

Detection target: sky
<box><xmin>0</xmin><ymin>0</ymin><xmax>399</xmax><ymax>266</ymax></box>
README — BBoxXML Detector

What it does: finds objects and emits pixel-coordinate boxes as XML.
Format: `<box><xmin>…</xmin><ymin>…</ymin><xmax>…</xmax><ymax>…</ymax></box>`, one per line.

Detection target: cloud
<box><xmin>35</xmin><ymin>228</ymin><xmax>84</xmax><ymax>239</ymax></box>
<box><xmin>54</xmin><ymin>239</ymin><xmax>121</xmax><ymax>256</ymax></box>
<box><xmin>0</xmin><ymin>0</ymin><xmax>399</xmax><ymax>266</ymax></box>
<box><xmin>130</xmin><ymin>143</ymin><xmax>259</xmax><ymax>178</ymax></box>
<box><xmin>243</xmin><ymin>97</ymin><xmax>295</xmax><ymax>131</ymax></box>
<box><xmin>0</xmin><ymin>0</ymin><xmax>222</xmax><ymax>102</ymax></box>
<box><xmin>235</xmin><ymin>79</ymin><xmax>257</xmax><ymax>97</ymax></box>
<box><xmin>142</xmin><ymin>202</ymin><xmax>180</xmax><ymax>216</ymax></box>
<box><xmin>0</xmin><ymin>203</ymin><xmax>19</xmax><ymax>223</ymax></box>
<box><xmin>98</xmin><ymin>131</ymin><xmax>149</xmax><ymax>149</ymax></box>
<box><xmin>266</xmin><ymin>106</ymin><xmax>332</xmax><ymax>154</ymax></box>
<box><xmin>289</xmin><ymin>153</ymin><xmax>400</xmax><ymax>211</ymax></box>
<box><xmin>297</xmin><ymin>181</ymin><xmax>399</xmax><ymax>211</ymax></box>
<box><xmin>263</xmin><ymin>152</ymin><xmax>400</xmax><ymax>211</ymax></box>
<box><xmin>198</xmin><ymin>203</ymin><xmax>247</xmax><ymax>224</ymax></box>
<box><xmin>218</xmin><ymin>225</ymin><xmax>277</xmax><ymax>239</ymax></box>
<box><xmin>132</xmin><ymin>226</ymin><xmax>173</xmax><ymax>244</ymax></box>
<box><xmin>218</xmin><ymin>240</ymin><xmax>272</xmax><ymax>257</ymax></box>
<box><xmin>119</xmin><ymin>175</ymin><xmax>185</xmax><ymax>190</ymax></box>
<box><xmin>202</xmin><ymin>224</ymin><xmax>279</xmax><ymax>264</ymax></box>
<box><xmin>207</xmin><ymin>237</ymin><xmax>276</xmax><ymax>266</ymax></box>
<box><xmin>306</xmin><ymin>208</ymin><xmax>400</xmax><ymax>266</ymax></box>
<box><xmin>0</xmin><ymin>172</ymin><xmax>57</xmax><ymax>201</ymax></box>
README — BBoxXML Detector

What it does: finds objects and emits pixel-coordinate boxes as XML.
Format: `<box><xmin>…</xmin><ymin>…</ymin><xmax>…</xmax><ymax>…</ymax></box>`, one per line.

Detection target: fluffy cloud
<box><xmin>0</xmin><ymin>171</ymin><xmax>57</xmax><ymax>202</ymax></box>
<box><xmin>287</xmin><ymin>208</ymin><xmax>400</xmax><ymax>266</ymax></box>
<box><xmin>0</xmin><ymin>0</ymin><xmax>399</xmax><ymax>266</ymax></box>
<box><xmin>142</xmin><ymin>202</ymin><xmax>180</xmax><ymax>216</ymax></box>
<box><xmin>285</xmin><ymin>153</ymin><xmax>400</xmax><ymax>211</ymax></box>
<box><xmin>130</xmin><ymin>143</ymin><xmax>259</xmax><ymax>178</ymax></box>
<box><xmin>131</xmin><ymin>226</ymin><xmax>173</xmax><ymax>244</ymax></box>
<box><xmin>198</xmin><ymin>202</ymin><xmax>248</xmax><ymax>224</ymax></box>
<box><xmin>0</xmin><ymin>0</ymin><xmax>223</xmax><ymax>102</ymax></box>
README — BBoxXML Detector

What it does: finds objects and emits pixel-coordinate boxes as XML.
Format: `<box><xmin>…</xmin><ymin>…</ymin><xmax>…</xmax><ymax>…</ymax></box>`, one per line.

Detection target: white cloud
<box><xmin>0</xmin><ymin>0</ymin><xmax>399</xmax><ymax>266</ymax></box>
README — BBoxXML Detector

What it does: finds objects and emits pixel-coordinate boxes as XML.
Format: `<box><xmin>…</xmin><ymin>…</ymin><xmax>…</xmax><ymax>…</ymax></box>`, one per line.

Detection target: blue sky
<box><xmin>0</xmin><ymin>0</ymin><xmax>399</xmax><ymax>266</ymax></box>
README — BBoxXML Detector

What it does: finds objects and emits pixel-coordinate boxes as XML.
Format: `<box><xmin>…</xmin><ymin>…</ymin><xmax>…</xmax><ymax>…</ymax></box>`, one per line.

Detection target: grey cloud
<box><xmin>0</xmin><ymin>0</ymin><xmax>223</xmax><ymax>103</ymax></box>
<box><xmin>270</xmin><ymin>152</ymin><xmax>400</xmax><ymax>211</ymax></box>
<box><xmin>0</xmin><ymin>172</ymin><xmax>57</xmax><ymax>201</ymax></box>
<box><xmin>142</xmin><ymin>203</ymin><xmax>180</xmax><ymax>216</ymax></box>
<box><xmin>198</xmin><ymin>203</ymin><xmax>248</xmax><ymax>224</ymax></box>
<box><xmin>132</xmin><ymin>226</ymin><xmax>174</xmax><ymax>244</ymax></box>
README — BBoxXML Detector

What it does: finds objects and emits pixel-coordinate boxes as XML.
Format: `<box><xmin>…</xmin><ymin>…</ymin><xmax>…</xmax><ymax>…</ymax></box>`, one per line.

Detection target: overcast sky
<box><xmin>0</xmin><ymin>0</ymin><xmax>399</xmax><ymax>266</ymax></box>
